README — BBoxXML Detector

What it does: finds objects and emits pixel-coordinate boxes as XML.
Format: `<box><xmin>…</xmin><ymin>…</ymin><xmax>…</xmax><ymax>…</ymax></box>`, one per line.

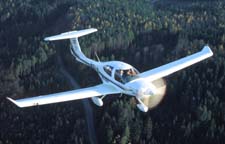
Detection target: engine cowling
<box><xmin>125</xmin><ymin>79</ymin><xmax>157</xmax><ymax>99</ymax></box>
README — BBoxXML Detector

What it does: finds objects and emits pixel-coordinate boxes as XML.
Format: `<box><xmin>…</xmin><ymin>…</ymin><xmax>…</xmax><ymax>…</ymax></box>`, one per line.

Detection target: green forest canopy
<box><xmin>0</xmin><ymin>0</ymin><xmax>225</xmax><ymax>144</ymax></box>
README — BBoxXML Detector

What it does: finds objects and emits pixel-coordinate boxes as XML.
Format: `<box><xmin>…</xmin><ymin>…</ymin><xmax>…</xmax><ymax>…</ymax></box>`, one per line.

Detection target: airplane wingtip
<box><xmin>44</xmin><ymin>37</ymin><xmax>50</xmax><ymax>41</ymax></box>
<box><xmin>6</xmin><ymin>97</ymin><xmax>21</xmax><ymax>107</ymax></box>
<box><xmin>91</xmin><ymin>28</ymin><xmax>98</xmax><ymax>32</ymax></box>
<box><xmin>202</xmin><ymin>45</ymin><xmax>213</xmax><ymax>56</ymax></box>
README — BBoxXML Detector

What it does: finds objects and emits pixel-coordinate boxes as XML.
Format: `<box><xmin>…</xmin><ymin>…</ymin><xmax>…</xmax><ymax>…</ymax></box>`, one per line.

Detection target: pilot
<box><xmin>130</xmin><ymin>69</ymin><xmax>136</xmax><ymax>76</ymax></box>
<box><xmin>119</xmin><ymin>70</ymin><xmax>124</xmax><ymax>77</ymax></box>
<box><xmin>127</xmin><ymin>69</ymin><xmax>132</xmax><ymax>76</ymax></box>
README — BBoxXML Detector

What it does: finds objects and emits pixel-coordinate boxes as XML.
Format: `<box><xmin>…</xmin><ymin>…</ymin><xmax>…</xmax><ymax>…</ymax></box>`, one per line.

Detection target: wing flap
<box><xmin>138</xmin><ymin>46</ymin><xmax>213</xmax><ymax>81</ymax></box>
<box><xmin>7</xmin><ymin>84</ymin><xmax>120</xmax><ymax>108</ymax></box>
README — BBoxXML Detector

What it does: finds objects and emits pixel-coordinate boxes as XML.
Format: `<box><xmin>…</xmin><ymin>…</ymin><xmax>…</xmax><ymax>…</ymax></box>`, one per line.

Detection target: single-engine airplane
<box><xmin>7</xmin><ymin>28</ymin><xmax>213</xmax><ymax>112</ymax></box>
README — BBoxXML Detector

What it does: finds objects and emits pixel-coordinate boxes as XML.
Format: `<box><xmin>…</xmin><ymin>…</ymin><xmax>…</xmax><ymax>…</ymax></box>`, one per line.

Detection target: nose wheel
<box><xmin>136</xmin><ymin>98</ymin><xmax>148</xmax><ymax>112</ymax></box>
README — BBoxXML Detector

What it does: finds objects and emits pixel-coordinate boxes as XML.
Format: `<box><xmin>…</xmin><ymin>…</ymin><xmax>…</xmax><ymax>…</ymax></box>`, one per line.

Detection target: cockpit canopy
<box><xmin>103</xmin><ymin>61</ymin><xmax>139</xmax><ymax>84</ymax></box>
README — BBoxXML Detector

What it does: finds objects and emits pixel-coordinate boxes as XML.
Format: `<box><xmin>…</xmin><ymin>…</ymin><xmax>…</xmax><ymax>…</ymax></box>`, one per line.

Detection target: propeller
<box><xmin>140</xmin><ymin>78</ymin><xmax>167</xmax><ymax>109</ymax></box>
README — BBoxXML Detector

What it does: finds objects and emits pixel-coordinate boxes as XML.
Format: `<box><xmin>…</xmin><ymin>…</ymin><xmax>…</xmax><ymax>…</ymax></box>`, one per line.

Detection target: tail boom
<box><xmin>44</xmin><ymin>28</ymin><xmax>98</xmax><ymax>66</ymax></box>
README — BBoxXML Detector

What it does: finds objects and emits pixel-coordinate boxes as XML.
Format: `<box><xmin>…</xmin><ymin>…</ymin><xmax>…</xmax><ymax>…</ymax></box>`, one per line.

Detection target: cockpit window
<box><xmin>115</xmin><ymin>70</ymin><xmax>124</xmax><ymax>83</ymax></box>
<box><xmin>103</xmin><ymin>65</ymin><xmax>113</xmax><ymax>76</ymax></box>
<box><xmin>114</xmin><ymin>68</ymin><xmax>139</xmax><ymax>84</ymax></box>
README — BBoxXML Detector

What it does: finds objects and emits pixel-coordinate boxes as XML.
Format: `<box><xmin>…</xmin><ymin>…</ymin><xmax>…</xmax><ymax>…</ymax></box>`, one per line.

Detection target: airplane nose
<box><xmin>137</xmin><ymin>88</ymin><xmax>154</xmax><ymax>98</ymax></box>
<box><xmin>125</xmin><ymin>79</ymin><xmax>157</xmax><ymax>98</ymax></box>
<box><xmin>137</xmin><ymin>88</ymin><xmax>145</xmax><ymax>96</ymax></box>
<box><xmin>144</xmin><ymin>88</ymin><xmax>154</xmax><ymax>96</ymax></box>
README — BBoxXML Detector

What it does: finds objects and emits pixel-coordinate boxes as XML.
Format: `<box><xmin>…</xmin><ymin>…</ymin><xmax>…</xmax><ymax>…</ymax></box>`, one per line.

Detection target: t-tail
<box><xmin>44</xmin><ymin>28</ymin><xmax>98</xmax><ymax>65</ymax></box>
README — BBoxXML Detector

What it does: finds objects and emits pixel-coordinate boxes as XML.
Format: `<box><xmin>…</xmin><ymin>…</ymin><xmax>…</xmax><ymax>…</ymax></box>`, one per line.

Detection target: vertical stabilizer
<box><xmin>44</xmin><ymin>28</ymin><xmax>98</xmax><ymax>65</ymax></box>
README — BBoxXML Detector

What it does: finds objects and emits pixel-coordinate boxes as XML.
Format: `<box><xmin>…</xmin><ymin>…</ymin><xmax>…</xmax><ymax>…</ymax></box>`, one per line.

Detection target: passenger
<box><xmin>127</xmin><ymin>69</ymin><xmax>136</xmax><ymax>76</ymax></box>
<box><xmin>127</xmin><ymin>69</ymin><xmax>132</xmax><ymax>76</ymax></box>
<box><xmin>124</xmin><ymin>69</ymin><xmax>134</xmax><ymax>82</ymax></box>
<box><xmin>116</xmin><ymin>69</ymin><xmax>137</xmax><ymax>83</ymax></box>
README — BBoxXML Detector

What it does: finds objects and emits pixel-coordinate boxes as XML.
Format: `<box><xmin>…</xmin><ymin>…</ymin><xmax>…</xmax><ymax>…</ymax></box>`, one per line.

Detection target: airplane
<box><xmin>7</xmin><ymin>28</ymin><xmax>213</xmax><ymax>112</ymax></box>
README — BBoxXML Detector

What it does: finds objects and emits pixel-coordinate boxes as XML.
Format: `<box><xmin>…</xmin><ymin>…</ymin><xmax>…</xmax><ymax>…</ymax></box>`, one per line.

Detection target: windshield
<box><xmin>114</xmin><ymin>68</ymin><xmax>139</xmax><ymax>84</ymax></box>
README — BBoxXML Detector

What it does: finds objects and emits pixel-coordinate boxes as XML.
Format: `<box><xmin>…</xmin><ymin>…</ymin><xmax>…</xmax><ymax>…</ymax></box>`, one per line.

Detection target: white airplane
<box><xmin>7</xmin><ymin>28</ymin><xmax>213</xmax><ymax>112</ymax></box>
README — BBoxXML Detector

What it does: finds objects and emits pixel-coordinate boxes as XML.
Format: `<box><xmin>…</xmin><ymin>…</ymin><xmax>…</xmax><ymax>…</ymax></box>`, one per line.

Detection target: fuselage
<box><xmin>70</xmin><ymin>43</ymin><xmax>156</xmax><ymax>99</ymax></box>
<box><xmin>78</xmin><ymin>58</ymin><xmax>156</xmax><ymax>99</ymax></box>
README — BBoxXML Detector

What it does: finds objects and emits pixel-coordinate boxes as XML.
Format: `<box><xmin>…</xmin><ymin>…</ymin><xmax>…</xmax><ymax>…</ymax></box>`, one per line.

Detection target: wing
<box><xmin>7</xmin><ymin>84</ymin><xmax>120</xmax><ymax>108</ymax></box>
<box><xmin>138</xmin><ymin>46</ymin><xmax>213</xmax><ymax>82</ymax></box>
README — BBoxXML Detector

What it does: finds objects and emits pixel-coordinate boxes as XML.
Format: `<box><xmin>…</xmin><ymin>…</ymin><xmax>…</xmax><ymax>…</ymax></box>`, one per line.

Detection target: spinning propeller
<box><xmin>141</xmin><ymin>78</ymin><xmax>167</xmax><ymax>109</ymax></box>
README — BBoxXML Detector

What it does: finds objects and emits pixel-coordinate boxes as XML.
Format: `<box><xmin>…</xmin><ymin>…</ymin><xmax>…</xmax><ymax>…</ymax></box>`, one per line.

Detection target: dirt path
<box><xmin>57</xmin><ymin>55</ymin><xmax>98</xmax><ymax>144</ymax></box>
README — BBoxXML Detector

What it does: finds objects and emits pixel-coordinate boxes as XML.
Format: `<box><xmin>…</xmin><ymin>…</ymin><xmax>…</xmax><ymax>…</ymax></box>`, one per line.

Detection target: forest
<box><xmin>0</xmin><ymin>0</ymin><xmax>225</xmax><ymax>144</ymax></box>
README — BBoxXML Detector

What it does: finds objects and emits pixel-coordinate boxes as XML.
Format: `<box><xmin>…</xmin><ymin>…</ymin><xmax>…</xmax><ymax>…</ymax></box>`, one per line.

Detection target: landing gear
<box><xmin>136</xmin><ymin>98</ymin><xmax>148</xmax><ymax>112</ymax></box>
<box><xmin>91</xmin><ymin>95</ymin><xmax>106</xmax><ymax>107</ymax></box>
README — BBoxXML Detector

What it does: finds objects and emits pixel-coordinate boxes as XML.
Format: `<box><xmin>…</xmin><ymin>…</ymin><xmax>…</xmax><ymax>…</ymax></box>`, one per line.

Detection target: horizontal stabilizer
<box><xmin>44</xmin><ymin>28</ymin><xmax>97</xmax><ymax>41</ymax></box>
